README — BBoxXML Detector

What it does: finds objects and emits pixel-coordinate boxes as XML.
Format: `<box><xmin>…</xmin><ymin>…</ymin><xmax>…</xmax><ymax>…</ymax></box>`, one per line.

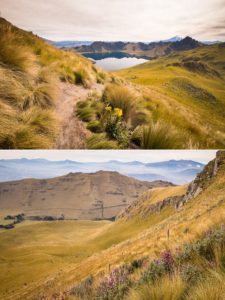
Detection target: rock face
<box><xmin>182</xmin><ymin>151</ymin><xmax>225</xmax><ymax>204</ymax></box>
<box><xmin>118</xmin><ymin>151</ymin><xmax>225</xmax><ymax>220</ymax></box>
<box><xmin>0</xmin><ymin>171</ymin><xmax>173</xmax><ymax>220</ymax></box>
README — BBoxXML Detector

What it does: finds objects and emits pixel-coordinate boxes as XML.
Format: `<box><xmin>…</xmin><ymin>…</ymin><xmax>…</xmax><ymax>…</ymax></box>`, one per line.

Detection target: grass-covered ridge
<box><xmin>115</xmin><ymin>43</ymin><xmax>225</xmax><ymax>149</ymax></box>
<box><xmin>0</xmin><ymin>17</ymin><xmax>106</xmax><ymax>149</ymax></box>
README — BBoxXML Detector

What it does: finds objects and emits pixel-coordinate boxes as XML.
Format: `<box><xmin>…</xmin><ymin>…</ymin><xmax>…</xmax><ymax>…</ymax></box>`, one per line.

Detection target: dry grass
<box><xmin>102</xmin><ymin>84</ymin><xmax>136</xmax><ymax>122</ymax></box>
<box><xmin>128</xmin><ymin>275</ymin><xmax>186</xmax><ymax>300</ymax></box>
<box><xmin>0</xmin><ymin>17</ymin><xmax>105</xmax><ymax>149</ymax></box>
<box><xmin>0</xmin><ymin>162</ymin><xmax>224</xmax><ymax>299</ymax></box>
<box><xmin>140</xmin><ymin>122</ymin><xmax>181</xmax><ymax>149</ymax></box>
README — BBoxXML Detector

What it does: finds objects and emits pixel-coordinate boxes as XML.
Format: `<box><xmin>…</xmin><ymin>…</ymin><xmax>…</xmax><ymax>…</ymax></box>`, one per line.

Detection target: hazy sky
<box><xmin>0</xmin><ymin>150</ymin><xmax>217</xmax><ymax>163</ymax></box>
<box><xmin>1</xmin><ymin>0</ymin><xmax>225</xmax><ymax>41</ymax></box>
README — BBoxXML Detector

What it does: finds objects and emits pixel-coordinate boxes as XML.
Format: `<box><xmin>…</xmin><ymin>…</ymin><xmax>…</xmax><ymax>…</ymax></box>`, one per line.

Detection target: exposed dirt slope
<box><xmin>0</xmin><ymin>171</ymin><xmax>173</xmax><ymax>219</ymax></box>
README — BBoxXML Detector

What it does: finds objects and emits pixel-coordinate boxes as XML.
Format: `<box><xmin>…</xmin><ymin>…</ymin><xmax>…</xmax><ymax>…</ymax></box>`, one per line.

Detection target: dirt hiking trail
<box><xmin>55</xmin><ymin>82</ymin><xmax>103</xmax><ymax>149</ymax></box>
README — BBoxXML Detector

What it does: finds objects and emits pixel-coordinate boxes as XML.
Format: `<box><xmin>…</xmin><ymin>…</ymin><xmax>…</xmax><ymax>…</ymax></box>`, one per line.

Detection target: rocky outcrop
<box><xmin>182</xmin><ymin>151</ymin><xmax>225</xmax><ymax>204</ymax></box>
<box><xmin>118</xmin><ymin>151</ymin><xmax>225</xmax><ymax>220</ymax></box>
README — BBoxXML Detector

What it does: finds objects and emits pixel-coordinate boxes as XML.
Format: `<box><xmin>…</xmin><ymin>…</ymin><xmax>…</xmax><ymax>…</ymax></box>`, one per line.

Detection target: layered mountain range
<box><xmin>0</xmin><ymin>159</ymin><xmax>204</xmax><ymax>184</ymax></box>
<box><xmin>74</xmin><ymin>36</ymin><xmax>203</xmax><ymax>58</ymax></box>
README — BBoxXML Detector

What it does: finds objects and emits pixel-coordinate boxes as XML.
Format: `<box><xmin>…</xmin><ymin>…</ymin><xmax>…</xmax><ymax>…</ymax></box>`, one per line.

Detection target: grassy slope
<box><xmin>0</xmin><ymin>18</ymin><xmax>105</xmax><ymax>149</ymax></box>
<box><xmin>116</xmin><ymin>44</ymin><xmax>225</xmax><ymax>148</ymax></box>
<box><xmin>0</xmin><ymin>161</ymin><xmax>224</xmax><ymax>299</ymax></box>
<box><xmin>0</xmin><ymin>220</ymin><xmax>111</xmax><ymax>299</ymax></box>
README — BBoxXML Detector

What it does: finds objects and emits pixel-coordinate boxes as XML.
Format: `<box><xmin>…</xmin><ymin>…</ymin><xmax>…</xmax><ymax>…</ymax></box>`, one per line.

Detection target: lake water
<box><xmin>83</xmin><ymin>52</ymin><xmax>149</xmax><ymax>71</ymax></box>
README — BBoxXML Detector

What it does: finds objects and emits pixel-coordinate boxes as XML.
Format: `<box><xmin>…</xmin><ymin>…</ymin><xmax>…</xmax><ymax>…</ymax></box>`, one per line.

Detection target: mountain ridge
<box><xmin>0</xmin><ymin>170</ymin><xmax>173</xmax><ymax>220</ymax></box>
<box><xmin>74</xmin><ymin>36</ymin><xmax>204</xmax><ymax>58</ymax></box>
<box><xmin>0</xmin><ymin>158</ymin><xmax>205</xmax><ymax>184</ymax></box>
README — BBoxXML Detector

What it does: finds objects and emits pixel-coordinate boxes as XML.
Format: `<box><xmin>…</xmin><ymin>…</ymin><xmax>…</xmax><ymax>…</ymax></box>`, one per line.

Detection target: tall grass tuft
<box><xmin>86</xmin><ymin>134</ymin><xmax>119</xmax><ymax>149</ymax></box>
<box><xmin>102</xmin><ymin>84</ymin><xmax>136</xmax><ymax>122</ymax></box>
<box><xmin>186</xmin><ymin>271</ymin><xmax>225</xmax><ymax>300</ymax></box>
<box><xmin>140</xmin><ymin>122</ymin><xmax>180</xmax><ymax>149</ymax></box>
<box><xmin>0</xmin><ymin>26</ymin><xmax>36</xmax><ymax>73</ymax></box>
<box><xmin>128</xmin><ymin>275</ymin><xmax>186</xmax><ymax>300</ymax></box>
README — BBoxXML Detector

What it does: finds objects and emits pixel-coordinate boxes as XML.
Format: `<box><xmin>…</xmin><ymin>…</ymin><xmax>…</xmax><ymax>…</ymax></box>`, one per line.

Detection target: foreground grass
<box><xmin>0</xmin><ymin>17</ymin><xmax>106</xmax><ymax>149</ymax></box>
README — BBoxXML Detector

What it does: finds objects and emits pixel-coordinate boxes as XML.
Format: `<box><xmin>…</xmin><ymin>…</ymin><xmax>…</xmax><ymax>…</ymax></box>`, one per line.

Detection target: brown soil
<box><xmin>55</xmin><ymin>82</ymin><xmax>103</xmax><ymax>149</ymax></box>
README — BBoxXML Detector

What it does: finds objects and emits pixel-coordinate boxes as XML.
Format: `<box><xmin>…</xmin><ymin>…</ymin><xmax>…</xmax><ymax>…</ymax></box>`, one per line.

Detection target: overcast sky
<box><xmin>0</xmin><ymin>150</ymin><xmax>217</xmax><ymax>163</ymax></box>
<box><xmin>1</xmin><ymin>0</ymin><xmax>225</xmax><ymax>41</ymax></box>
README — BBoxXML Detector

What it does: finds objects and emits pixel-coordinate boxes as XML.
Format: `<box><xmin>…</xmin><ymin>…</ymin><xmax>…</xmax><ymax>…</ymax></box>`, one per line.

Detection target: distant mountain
<box><xmin>0</xmin><ymin>159</ymin><xmax>205</xmax><ymax>184</ymax></box>
<box><xmin>50</xmin><ymin>40</ymin><xmax>93</xmax><ymax>48</ymax></box>
<box><xmin>0</xmin><ymin>171</ymin><xmax>173</xmax><ymax>219</ymax></box>
<box><xmin>161</xmin><ymin>36</ymin><xmax>182</xmax><ymax>42</ymax></box>
<box><xmin>74</xmin><ymin>36</ymin><xmax>204</xmax><ymax>58</ymax></box>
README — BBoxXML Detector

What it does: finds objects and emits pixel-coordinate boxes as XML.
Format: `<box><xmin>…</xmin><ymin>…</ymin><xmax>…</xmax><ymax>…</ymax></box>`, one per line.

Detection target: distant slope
<box><xmin>0</xmin><ymin>158</ymin><xmax>204</xmax><ymax>184</ymax></box>
<box><xmin>0</xmin><ymin>171</ymin><xmax>173</xmax><ymax>219</ymax></box>
<box><xmin>117</xmin><ymin>43</ymin><xmax>225</xmax><ymax>148</ymax></box>
<box><xmin>75</xmin><ymin>36</ymin><xmax>203</xmax><ymax>58</ymax></box>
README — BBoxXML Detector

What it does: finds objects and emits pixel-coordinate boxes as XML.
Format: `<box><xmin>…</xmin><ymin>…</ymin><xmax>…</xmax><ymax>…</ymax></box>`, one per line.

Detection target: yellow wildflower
<box><xmin>114</xmin><ymin>108</ymin><xmax>123</xmax><ymax>118</ymax></box>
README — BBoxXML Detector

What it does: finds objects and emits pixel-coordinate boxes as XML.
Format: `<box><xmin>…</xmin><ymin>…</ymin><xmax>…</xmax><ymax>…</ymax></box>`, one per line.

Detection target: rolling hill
<box><xmin>116</xmin><ymin>42</ymin><xmax>225</xmax><ymax>148</ymax></box>
<box><xmin>0</xmin><ymin>171</ymin><xmax>172</xmax><ymax>219</ymax></box>
<box><xmin>0</xmin><ymin>151</ymin><xmax>224</xmax><ymax>299</ymax></box>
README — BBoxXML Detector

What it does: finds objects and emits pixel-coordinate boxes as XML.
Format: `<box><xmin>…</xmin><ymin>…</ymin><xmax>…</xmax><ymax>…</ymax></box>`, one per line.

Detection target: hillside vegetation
<box><xmin>0</xmin><ymin>17</ymin><xmax>106</xmax><ymax>149</ymax></box>
<box><xmin>0</xmin><ymin>152</ymin><xmax>224</xmax><ymax>299</ymax></box>
<box><xmin>116</xmin><ymin>43</ymin><xmax>225</xmax><ymax>148</ymax></box>
<box><xmin>0</xmin><ymin>17</ymin><xmax>224</xmax><ymax>149</ymax></box>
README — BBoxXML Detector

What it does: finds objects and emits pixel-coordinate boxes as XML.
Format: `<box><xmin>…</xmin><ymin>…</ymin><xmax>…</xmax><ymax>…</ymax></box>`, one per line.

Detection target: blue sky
<box><xmin>1</xmin><ymin>0</ymin><xmax>224</xmax><ymax>41</ymax></box>
<box><xmin>0</xmin><ymin>150</ymin><xmax>217</xmax><ymax>163</ymax></box>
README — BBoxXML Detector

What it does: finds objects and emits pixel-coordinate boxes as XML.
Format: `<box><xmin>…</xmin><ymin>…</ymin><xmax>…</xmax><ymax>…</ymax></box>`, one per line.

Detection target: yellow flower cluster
<box><xmin>105</xmin><ymin>106</ymin><xmax>123</xmax><ymax>118</ymax></box>
<box><xmin>114</xmin><ymin>108</ymin><xmax>123</xmax><ymax>118</ymax></box>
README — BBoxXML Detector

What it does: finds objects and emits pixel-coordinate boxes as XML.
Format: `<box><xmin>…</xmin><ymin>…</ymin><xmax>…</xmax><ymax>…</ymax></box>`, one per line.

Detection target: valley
<box><xmin>0</xmin><ymin>151</ymin><xmax>224</xmax><ymax>299</ymax></box>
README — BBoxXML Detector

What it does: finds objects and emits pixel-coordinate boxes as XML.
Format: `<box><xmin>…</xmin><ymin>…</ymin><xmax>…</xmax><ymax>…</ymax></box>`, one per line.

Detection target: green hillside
<box><xmin>116</xmin><ymin>44</ymin><xmax>225</xmax><ymax>148</ymax></box>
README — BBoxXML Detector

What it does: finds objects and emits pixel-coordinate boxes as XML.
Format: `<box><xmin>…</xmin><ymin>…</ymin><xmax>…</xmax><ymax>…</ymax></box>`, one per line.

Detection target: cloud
<box><xmin>0</xmin><ymin>0</ymin><xmax>224</xmax><ymax>41</ymax></box>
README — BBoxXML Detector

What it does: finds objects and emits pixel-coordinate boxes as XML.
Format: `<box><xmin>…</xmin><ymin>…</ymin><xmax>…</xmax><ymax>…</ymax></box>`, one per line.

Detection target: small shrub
<box><xmin>102</xmin><ymin>106</ymin><xmax>130</xmax><ymax>147</ymax></box>
<box><xmin>87</xmin><ymin>134</ymin><xmax>119</xmax><ymax>149</ymax></box>
<box><xmin>74</xmin><ymin>68</ymin><xmax>90</xmax><ymax>87</ymax></box>
<box><xmin>160</xmin><ymin>249</ymin><xmax>174</xmax><ymax>273</ymax></box>
<box><xmin>181</xmin><ymin>264</ymin><xmax>203</xmax><ymax>284</ymax></box>
<box><xmin>139</xmin><ymin>260</ymin><xmax>166</xmax><ymax>284</ymax></box>
<box><xmin>70</xmin><ymin>275</ymin><xmax>94</xmax><ymax>299</ymax></box>
<box><xmin>77</xmin><ymin>106</ymin><xmax>96</xmax><ymax>122</ymax></box>
<box><xmin>95</xmin><ymin>266</ymin><xmax>131</xmax><ymax>300</ymax></box>
<box><xmin>87</xmin><ymin>120</ymin><xmax>103</xmax><ymax>133</ymax></box>
<box><xmin>131</xmin><ymin>258</ymin><xmax>146</xmax><ymax>270</ymax></box>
